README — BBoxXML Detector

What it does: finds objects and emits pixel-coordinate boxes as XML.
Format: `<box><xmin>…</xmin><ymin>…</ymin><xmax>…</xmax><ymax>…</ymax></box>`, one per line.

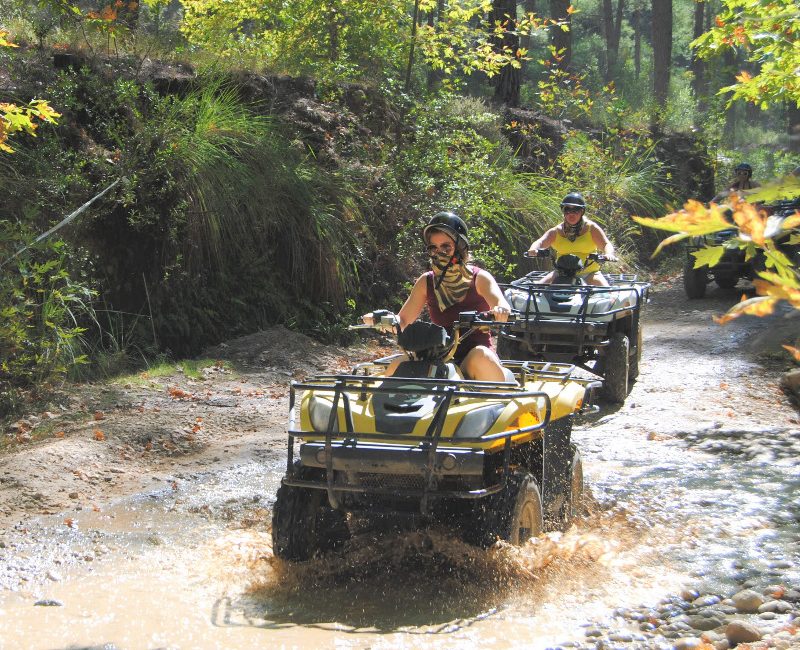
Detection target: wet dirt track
<box><xmin>1</xmin><ymin>280</ymin><xmax>799</xmax><ymax>650</ymax></box>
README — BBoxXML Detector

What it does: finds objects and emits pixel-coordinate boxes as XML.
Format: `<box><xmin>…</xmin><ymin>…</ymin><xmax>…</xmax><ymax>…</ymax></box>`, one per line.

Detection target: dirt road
<box><xmin>0</xmin><ymin>278</ymin><xmax>798</xmax><ymax>649</ymax></box>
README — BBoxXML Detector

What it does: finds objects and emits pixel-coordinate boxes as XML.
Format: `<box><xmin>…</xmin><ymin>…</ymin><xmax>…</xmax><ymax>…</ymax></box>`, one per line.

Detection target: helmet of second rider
<box><xmin>560</xmin><ymin>192</ymin><xmax>586</xmax><ymax>210</ymax></box>
<box><xmin>423</xmin><ymin>212</ymin><xmax>470</xmax><ymax>259</ymax></box>
<box><xmin>734</xmin><ymin>162</ymin><xmax>753</xmax><ymax>178</ymax></box>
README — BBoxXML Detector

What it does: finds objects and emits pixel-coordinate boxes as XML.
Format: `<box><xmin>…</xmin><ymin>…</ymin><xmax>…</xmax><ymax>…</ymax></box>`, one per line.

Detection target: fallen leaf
<box><xmin>64</xmin><ymin>518</ymin><xmax>75</xmax><ymax>528</ymax></box>
<box><xmin>144</xmin><ymin>441</ymin><xmax>152</xmax><ymax>451</ymax></box>
<box><xmin>93</xmin><ymin>430</ymin><xmax>105</xmax><ymax>441</ymax></box>
<box><xmin>93</xmin><ymin>411</ymin><xmax>105</xmax><ymax>421</ymax></box>
<box><xmin>55</xmin><ymin>431</ymin><xmax>65</xmax><ymax>438</ymax></box>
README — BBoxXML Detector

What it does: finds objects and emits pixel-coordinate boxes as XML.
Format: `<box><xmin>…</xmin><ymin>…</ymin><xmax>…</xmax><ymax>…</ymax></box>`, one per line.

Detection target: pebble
<box><xmin>46</xmin><ymin>570</ymin><xmax>61</xmax><ymax>582</ymax></box>
<box><xmin>725</xmin><ymin>620</ymin><xmax>762</xmax><ymax>645</ymax></box>
<box><xmin>758</xmin><ymin>599</ymin><xmax>793</xmax><ymax>614</ymax></box>
<box><xmin>731</xmin><ymin>589</ymin><xmax>764</xmax><ymax>613</ymax></box>
<box><xmin>34</xmin><ymin>599</ymin><xmax>63</xmax><ymax>606</ymax></box>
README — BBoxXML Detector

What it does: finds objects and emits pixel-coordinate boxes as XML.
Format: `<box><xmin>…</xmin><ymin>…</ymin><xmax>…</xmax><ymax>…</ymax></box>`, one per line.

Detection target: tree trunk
<box><xmin>491</xmin><ymin>0</ymin><xmax>521</xmax><ymax>106</ymax></box>
<box><xmin>690</xmin><ymin>0</ymin><xmax>705</xmax><ymax>106</ymax></box>
<box><xmin>633</xmin><ymin>2</ymin><xmax>641</xmax><ymax>79</ymax></box>
<box><xmin>652</xmin><ymin>0</ymin><xmax>673</xmax><ymax>111</ymax></box>
<box><xmin>602</xmin><ymin>0</ymin><xmax>625</xmax><ymax>84</ymax></box>
<box><xmin>405</xmin><ymin>0</ymin><xmax>420</xmax><ymax>91</ymax></box>
<box><xmin>550</xmin><ymin>0</ymin><xmax>572</xmax><ymax>71</ymax></box>
<box><xmin>426</xmin><ymin>0</ymin><xmax>445</xmax><ymax>91</ymax></box>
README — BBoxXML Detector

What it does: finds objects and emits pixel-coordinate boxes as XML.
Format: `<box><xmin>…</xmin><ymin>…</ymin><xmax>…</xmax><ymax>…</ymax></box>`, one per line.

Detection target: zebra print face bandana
<box><xmin>430</xmin><ymin>251</ymin><xmax>471</xmax><ymax>312</ymax></box>
<box><xmin>563</xmin><ymin>217</ymin><xmax>584</xmax><ymax>242</ymax></box>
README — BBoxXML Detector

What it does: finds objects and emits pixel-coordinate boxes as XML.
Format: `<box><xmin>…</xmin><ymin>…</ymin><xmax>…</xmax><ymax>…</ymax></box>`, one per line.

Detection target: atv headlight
<box><xmin>308</xmin><ymin>395</ymin><xmax>339</xmax><ymax>433</ymax></box>
<box><xmin>453</xmin><ymin>404</ymin><xmax>505</xmax><ymax>439</ymax></box>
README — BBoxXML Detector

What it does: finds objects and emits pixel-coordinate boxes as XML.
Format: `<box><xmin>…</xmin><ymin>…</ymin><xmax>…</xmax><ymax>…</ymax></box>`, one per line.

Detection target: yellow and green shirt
<box><xmin>552</xmin><ymin>227</ymin><xmax>600</xmax><ymax>275</ymax></box>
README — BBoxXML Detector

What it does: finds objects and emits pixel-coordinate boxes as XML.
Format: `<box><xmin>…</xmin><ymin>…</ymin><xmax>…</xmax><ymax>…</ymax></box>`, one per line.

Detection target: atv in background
<box><xmin>684</xmin><ymin>198</ymin><xmax>800</xmax><ymax>299</ymax></box>
<box><xmin>498</xmin><ymin>250</ymin><xmax>650</xmax><ymax>403</ymax></box>
<box><xmin>271</xmin><ymin>311</ymin><xmax>599</xmax><ymax>562</ymax></box>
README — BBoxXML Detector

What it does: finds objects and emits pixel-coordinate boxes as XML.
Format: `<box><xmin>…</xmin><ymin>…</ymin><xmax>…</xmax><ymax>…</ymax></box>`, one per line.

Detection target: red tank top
<box><xmin>425</xmin><ymin>267</ymin><xmax>492</xmax><ymax>363</ymax></box>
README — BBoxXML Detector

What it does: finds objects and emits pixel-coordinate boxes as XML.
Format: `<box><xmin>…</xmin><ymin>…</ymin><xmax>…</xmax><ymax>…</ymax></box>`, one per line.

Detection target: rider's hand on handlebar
<box><xmin>489</xmin><ymin>305</ymin><xmax>511</xmax><ymax>323</ymax></box>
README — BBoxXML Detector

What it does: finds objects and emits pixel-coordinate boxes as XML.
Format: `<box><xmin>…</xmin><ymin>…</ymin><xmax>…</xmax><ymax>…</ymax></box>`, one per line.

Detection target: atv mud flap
<box><xmin>541</xmin><ymin>418</ymin><xmax>572</xmax><ymax>519</ymax></box>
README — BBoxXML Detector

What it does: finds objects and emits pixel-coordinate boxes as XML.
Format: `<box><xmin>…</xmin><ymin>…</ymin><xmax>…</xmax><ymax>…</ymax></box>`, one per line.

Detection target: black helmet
<box><xmin>423</xmin><ymin>211</ymin><xmax>469</xmax><ymax>252</ymax></box>
<box><xmin>560</xmin><ymin>192</ymin><xmax>586</xmax><ymax>209</ymax></box>
<box><xmin>734</xmin><ymin>162</ymin><xmax>753</xmax><ymax>176</ymax></box>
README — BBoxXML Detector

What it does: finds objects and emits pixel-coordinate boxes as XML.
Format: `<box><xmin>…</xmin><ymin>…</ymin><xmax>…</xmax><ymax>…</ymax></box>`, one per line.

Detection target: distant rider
<box><xmin>363</xmin><ymin>212</ymin><xmax>512</xmax><ymax>382</ymax></box>
<box><xmin>527</xmin><ymin>192</ymin><xmax>617</xmax><ymax>287</ymax></box>
<box><xmin>712</xmin><ymin>162</ymin><xmax>761</xmax><ymax>203</ymax></box>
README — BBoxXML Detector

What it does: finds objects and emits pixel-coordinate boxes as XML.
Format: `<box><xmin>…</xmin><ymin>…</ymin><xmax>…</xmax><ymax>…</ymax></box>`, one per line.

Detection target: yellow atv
<box><xmin>272</xmin><ymin>311</ymin><xmax>598</xmax><ymax>561</ymax></box>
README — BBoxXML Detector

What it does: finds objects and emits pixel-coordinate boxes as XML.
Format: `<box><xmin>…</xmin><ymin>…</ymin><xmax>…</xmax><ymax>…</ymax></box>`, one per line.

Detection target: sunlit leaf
<box><xmin>783</xmin><ymin>345</ymin><xmax>800</xmax><ymax>361</ymax></box>
<box><xmin>713</xmin><ymin>295</ymin><xmax>778</xmax><ymax>324</ymax></box>
<box><xmin>691</xmin><ymin>246</ymin><xmax>726</xmax><ymax>268</ymax></box>
<box><xmin>744</xmin><ymin>175</ymin><xmax>800</xmax><ymax>204</ymax></box>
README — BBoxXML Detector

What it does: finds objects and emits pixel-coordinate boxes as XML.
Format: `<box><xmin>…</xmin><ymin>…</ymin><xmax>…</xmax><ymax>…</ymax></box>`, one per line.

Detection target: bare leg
<box><xmin>539</xmin><ymin>271</ymin><xmax>555</xmax><ymax>284</ymax></box>
<box><xmin>460</xmin><ymin>346</ymin><xmax>508</xmax><ymax>382</ymax></box>
<box><xmin>584</xmin><ymin>272</ymin><xmax>609</xmax><ymax>287</ymax></box>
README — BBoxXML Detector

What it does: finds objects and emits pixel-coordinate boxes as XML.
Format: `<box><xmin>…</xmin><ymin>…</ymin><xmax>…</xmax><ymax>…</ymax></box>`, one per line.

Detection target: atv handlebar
<box><xmin>525</xmin><ymin>249</ymin><xmax>610</xmax><ymax>263</ymax></box>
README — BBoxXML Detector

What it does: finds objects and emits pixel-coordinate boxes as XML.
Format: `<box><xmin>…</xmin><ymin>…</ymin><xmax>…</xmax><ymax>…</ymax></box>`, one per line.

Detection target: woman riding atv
<box><xmin>527</xmin><ymin>192</ymin><xmax>618</xmax><ymax>287</ymax></box>
<box><xmin>363</xmin><ymin>212</ymin><xmax>512</xmax><ymax>382</ymax></box>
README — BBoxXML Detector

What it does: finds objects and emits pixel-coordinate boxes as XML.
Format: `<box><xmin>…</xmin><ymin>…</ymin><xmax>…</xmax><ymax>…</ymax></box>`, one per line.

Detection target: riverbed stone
<box><xmin>692</xmin><ymin>595</ymin><xmax>722</xmax><ymax>607</ymax></box>
<box><xmin>725</xmin><ymin>620</ymin><xmax>762</xmax><ymax>645</ymax></box>
<box><xmin>672</xmin><ymin>637</ymin><xmax>702</xmax><ymax>649</ymax></box>
<box><xmin>758</xmin><ymin>599</ymin><xmax>793</xmax><ymax>614</ymax></box>
<box><xmin>688</xmin><ymin>615</ymin><xmax>724</xmax><ymax>631</ymax></box>
<box><xmin>731</xmin><ymin>589</ymin><xmax>765</xmax><ymax>613</ymax></box>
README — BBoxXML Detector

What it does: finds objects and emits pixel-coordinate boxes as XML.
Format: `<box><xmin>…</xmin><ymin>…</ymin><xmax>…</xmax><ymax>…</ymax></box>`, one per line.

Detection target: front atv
<box><xmin>498</xmin><ymin>253</ymin><xmax>650</xmax><ymax>403</ymax></box>
<box><xmin>272</xmin><ymin>313</ymin><xmax>598</xmax><ymax>561</ymax></box>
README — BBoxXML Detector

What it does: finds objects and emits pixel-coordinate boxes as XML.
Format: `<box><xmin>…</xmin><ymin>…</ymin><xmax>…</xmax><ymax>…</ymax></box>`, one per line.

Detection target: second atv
<box><xmin>498</xmin><ymin>250</ymin><xmax>650</xmax><ymax>403</ymax></box>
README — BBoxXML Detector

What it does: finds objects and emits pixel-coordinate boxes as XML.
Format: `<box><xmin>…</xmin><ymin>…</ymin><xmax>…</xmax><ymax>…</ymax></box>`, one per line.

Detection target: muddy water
<box><xmin>2</xmin><ymin>282</ymin><xmax>799</xmax><ymax>649</ymax></box>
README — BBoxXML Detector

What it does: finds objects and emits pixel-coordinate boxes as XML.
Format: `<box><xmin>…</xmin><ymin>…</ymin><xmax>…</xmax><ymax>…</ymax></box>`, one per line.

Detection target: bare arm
<box><xmin>527</xmin><ymin>227</ymin><xmax>557</xmax><ymax>254</ymax></box>
<box><xmin>475</xmin><ymin>269</ymin><xmax>511</xmax><ymax>322</ymax></box>
<box><xmin>590</xmin><ymin>223</ymin><xmax>616</xmax><ymax>260</ymax></box>
<box><xmin>397</xmin><ymin>274</ymin><xmax>429</xmax><ymax>330</ymax></box>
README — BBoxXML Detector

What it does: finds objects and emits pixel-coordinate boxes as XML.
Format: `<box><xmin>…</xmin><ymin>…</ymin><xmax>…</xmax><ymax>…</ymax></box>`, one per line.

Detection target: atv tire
<box><xmin>272</xmin><ymin>478</ymin><xmax>350</xmax><ymax>562</ymax></box>
<box><xmin>601</xmin><ymin>332</ymin><xmax>629</xmax><ymax>403</ymax></box>
<box><xmin>464</xmin><ymin>472</ymin><xmax>543</xmax><ymax>548</ymax></box>
<box><xmin>683</xmin><ymin>260</ymin><xmax>708</xmax><ymax>299</ymax></box>
<box><xmin>715</xmin><ymin>275</ymin><xmax>739</xmax><ymax>290</ymax></box>
<box><xmin>628</xmin><ymin>324</ymin><xmax>643</xmax><ymax>381</ymax></box>
<box><xmin>559</xmin><ymin>445</ymin><xmax>584</xmax><ymax>529</ymax></box>
<box><xmin>497</xmin><ymin>334</ymin><xmax>528</xmax><ymax>361</ymax></box>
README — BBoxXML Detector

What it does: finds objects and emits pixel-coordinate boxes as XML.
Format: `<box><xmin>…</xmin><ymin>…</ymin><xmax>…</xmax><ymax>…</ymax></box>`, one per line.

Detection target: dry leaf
<box><xmin>93</xmin><ymin>429</ymin><xmax>105</xmax><ymax>441</ymax></box>
<box><xmin>55</xmin><ymin>431</ymin><xmax>65</xmax><ymax>438</ymax></box>
<box><xmin>64</xmin><ymin>518</ymin><xmax>75</xmax><ymax>528</ymax></box>
<box><xmin>93</xmin><ymin>411</ymin><xmax>105</xmax><ymax>421</ymax></box>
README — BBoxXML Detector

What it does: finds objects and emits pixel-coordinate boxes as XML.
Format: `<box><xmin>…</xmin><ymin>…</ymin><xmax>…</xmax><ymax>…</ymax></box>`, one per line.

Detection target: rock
<box><xmin>46</xmin><ymin>570</ymin><xmax>62</xmax><ymax>581</ymax></box>
<box><xmin>692</xmin><ymin>595</ymin><xmax>722</xmax><ymax>607</ymax></box>
<box><xmin>34</xmin><ymin>599</ymin><xmax>63</xmax><ymax>606</ymax></box>
<box><xmin>725</xmin><ymin>620</ymin><xmax>762</xmax><ymax>645</ymax></box>
<box><xmin>673</xmin><ymin>638</ymin><xmax>703</xmax><ymax>649</ymax></box>
<box><xmin>780</xmin><ymin>368</ymin><xmax>800</xmax><ymax>399</ymax></box>
<box><xmin>689</xmin><ymin>616</ymin><xmax>724</xmax><ymax>631</ymax></box>
<box><xmin>758</xmin><ymin>599</ymin><xmax>793</xmax><ymax>614</ymax></box>
<box><xmin>731</xmin><ymin>589</ymin><xmax>765</xmax><ymax>613</ymax></box>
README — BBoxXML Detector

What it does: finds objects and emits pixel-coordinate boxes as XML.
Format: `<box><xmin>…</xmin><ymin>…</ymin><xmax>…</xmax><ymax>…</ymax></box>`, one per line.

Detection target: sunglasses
<box><xmin>562</xmin><ymin>206</ymin><xmax>583</xmax><ymax>214</ymax></box>
<box><xmin>427</xmin><ymin>243</ymin><xmax>455</xmax><ymax>255</ymax></box>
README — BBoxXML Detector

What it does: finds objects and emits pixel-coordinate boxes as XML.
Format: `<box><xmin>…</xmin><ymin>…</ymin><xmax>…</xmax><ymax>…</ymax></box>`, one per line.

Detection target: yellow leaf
<box><xmin>691</xmin><ymin>245</ymin><xmax>726</xmax><ymax>269</ymax></box>
<box><xmin>566</xmin><ymin>5</ymin><xmax>576</xmax><ymax>14</ymax></box>
<box><xmin>735</xmin><ymin>70</ymin><xmax>752</xmax><ymax>83</ymax></box>
<box><xmin>713</xmin><ymin>296</ymin><xmax>777</xmax><ymax>325</ymax></box>
<box><xmin>783</xmin><ymin>345</ymin><xmax>800</xmax><ymax>361</ymax></box>
<box><xmin>633</xmin><ymin>200</ymin><xmax>734</xmax><ymax>236</ymax></box>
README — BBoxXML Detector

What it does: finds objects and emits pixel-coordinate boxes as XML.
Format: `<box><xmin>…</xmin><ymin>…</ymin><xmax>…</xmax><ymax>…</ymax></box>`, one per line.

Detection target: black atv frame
<box><xmin>498</xmin><ymin>271</ymin><xmax>649</xmax><ymax>403</ymax></box>
<box><xmin>274</xmin><ymin>355</ymin><xmax>598</xmax><ymax>560</ymax></box>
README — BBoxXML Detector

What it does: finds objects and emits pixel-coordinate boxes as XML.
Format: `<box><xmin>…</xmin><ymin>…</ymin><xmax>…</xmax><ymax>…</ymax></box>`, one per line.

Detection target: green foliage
<box><xmin>0</xmin><ymin>226</ymin><xmax>95</xmax><ymax>412</ymax></box>
<box><xmin>692</xmin><ymin>0</ymin><xmax>800</xmax><ymax>108</ymax></box>
<box><xmin>378</xmin><ymin>95</ymin><xmax>542</xmax><ymax>280</ymax></box>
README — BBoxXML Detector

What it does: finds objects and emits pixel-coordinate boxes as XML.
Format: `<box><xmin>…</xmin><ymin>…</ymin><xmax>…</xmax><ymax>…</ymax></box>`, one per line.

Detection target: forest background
<box><xmin>0</xmin><ymin>0</ymin><xmax>798</xmax><ymax>417</ymax></box>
